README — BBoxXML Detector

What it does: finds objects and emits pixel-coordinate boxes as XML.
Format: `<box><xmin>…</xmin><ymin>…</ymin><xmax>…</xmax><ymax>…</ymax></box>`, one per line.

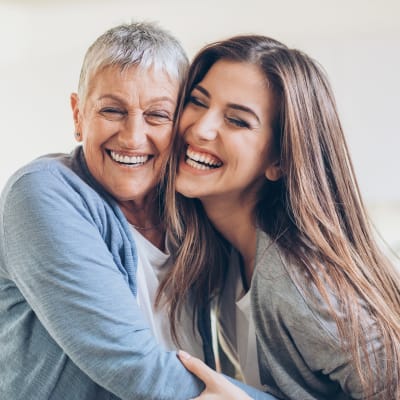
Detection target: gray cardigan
<box><xmin>248</xmin><ymin>230</ymin><xmax>387</xmax><ymax>399</ymax></box>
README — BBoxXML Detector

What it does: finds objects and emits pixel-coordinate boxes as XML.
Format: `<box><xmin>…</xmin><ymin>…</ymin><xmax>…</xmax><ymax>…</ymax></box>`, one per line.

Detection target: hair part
<box><xmin>161</xmin><ymin>34</ymin><xmax>400</xmax><ymax>399</ymax></box>
<box><xmin>77</xmin><ymin>21</ymin><xmax>188</xmax><ymax>102</ymax></box>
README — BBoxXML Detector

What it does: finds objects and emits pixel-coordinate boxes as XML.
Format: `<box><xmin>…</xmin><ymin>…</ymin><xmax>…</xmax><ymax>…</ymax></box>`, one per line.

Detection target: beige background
<box><xmin>0</xmin><ymin>0</ymin><xmax>399</xmax><ymax>262</ymax></box>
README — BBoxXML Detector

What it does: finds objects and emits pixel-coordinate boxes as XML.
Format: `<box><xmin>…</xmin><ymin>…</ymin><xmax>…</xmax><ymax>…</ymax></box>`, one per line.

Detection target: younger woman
<box><xmin>164</xmin><ymin>35</ymin><xmax>400</xmax><ymax>399</ymax></box>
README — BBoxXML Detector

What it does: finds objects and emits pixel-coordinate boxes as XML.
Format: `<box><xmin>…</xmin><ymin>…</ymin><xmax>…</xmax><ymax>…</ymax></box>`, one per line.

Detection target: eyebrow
<box><xmin>193</xmin><ymin>85</ymin><xmax>260</xmax><ymax>123</ymax></box>
<box><xmin>97</xmin><ymin>94</ymin><xmax>175</xmax><ymax>105</ymax></box>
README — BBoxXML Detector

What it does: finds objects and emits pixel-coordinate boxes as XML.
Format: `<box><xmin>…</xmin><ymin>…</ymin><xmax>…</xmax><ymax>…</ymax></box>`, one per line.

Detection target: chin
<box><xmin>176</xmin><ymin>184</ymin><xmax>201</xmax><ymax>200</ymax></box>
<box><xmin>178</xmin><ymin>191</ymin><xmax>197</xmax><ymax>199</ymax></box>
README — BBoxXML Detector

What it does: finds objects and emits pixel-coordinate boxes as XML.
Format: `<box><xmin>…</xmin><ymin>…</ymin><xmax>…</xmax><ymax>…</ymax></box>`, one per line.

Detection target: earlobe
<box><xmin>265</xmin><ymin>161</ymin><xmax>282</xmax><ymax>182</ymax></box>
<box><xmin>70</xmin><ymin>93</ymin><xmax>83</xmax><ymax>142</ymax></box>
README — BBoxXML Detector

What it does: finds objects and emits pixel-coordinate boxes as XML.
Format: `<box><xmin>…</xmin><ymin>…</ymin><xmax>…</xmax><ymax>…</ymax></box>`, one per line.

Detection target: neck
<box><xmin>137</xmin><ymin>227</ymin><xmax>165</xmax><ymax>251</ymax></box>
<box><xmin>118</xmin><ymin>196</ymin><xmax>165</xmax><ymax>250</ymax></box>
<box><xmin>202</xmin><ymin>197</ymin><xmax>257</xmax><ymax>285</ymax></box>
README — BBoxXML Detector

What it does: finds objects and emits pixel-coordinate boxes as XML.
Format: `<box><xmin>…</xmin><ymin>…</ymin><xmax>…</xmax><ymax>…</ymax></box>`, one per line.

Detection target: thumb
<box><xmin>178</xmin><ymin>350</ymin><xmax>216</xmax><ymax>384</ymax></box>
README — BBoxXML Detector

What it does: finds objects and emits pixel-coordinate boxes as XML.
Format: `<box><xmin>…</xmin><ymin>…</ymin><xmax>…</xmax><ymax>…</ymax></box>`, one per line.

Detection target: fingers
<box><xmin>178</xmin><ymin>350</ymin><xmax>217</xmax><ymax>384</ymax></box>
<box><xmin>178</xmin><ymin>351</ymin><xmax>254</xmax><ymax>400</ymax></box>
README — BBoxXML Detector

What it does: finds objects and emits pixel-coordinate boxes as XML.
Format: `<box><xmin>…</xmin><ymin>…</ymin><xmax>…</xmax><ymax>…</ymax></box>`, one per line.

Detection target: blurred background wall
<box><xmin>0</xmin><ymin>0</ymin><xmax>399</xmax><ymax>261</ymax></box>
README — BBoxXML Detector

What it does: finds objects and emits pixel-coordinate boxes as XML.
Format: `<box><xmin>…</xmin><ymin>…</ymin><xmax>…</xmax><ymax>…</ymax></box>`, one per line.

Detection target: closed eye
<box><xmin>188</xmin><ymin>95</ymin><xmax>207</xmax><ymax>108</ymax></box>
<box><xmin>144</xmin><ymin>111</ymin><xmax>173</xmax><ymax>125</ymax></box>
<box><xmin>225</xmin><ymin>116</ymin><xmax>250</xmax><ymax>129</ymax></box>
<box><xmin>99</xmin><ymin>108</ymin><xmax>127</xmax><ymax>121</ymax></box>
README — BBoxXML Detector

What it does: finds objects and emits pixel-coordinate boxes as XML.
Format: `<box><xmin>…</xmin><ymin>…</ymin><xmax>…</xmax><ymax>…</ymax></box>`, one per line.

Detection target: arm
<box><xmin>1</xmin><ymin>169</ymin><xmax>203</xmax><ymax>400</ymax></box>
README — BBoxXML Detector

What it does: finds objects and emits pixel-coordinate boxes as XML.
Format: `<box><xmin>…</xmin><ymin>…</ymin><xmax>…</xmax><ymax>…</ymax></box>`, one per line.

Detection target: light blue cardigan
<box><xmin>0</xmin><ymin>146</ymin><xmax>204</xmax><ymax>399</ymax></box>
<box><xmin>0</xmin><ymin>147</ymin><xmax>274</xmax><ymax>400</ymax></box>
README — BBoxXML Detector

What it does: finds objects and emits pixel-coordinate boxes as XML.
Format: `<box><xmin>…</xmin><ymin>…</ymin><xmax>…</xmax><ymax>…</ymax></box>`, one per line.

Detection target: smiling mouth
<box><xmin>108</xmin><ymin>150</ymin><xmax>152</xmax><ymax>166</ymax></box>
<box><xmin>185</xmin><ymin>146</ymin><xmax>223</xmax><ymax>170</ymax></box>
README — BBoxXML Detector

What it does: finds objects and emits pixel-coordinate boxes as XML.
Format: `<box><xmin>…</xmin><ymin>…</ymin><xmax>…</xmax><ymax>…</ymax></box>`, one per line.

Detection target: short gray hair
<box><xmin>77</xmin><ymin>21</ymin><xmax>188</xmax><ymax>102</ymax></box>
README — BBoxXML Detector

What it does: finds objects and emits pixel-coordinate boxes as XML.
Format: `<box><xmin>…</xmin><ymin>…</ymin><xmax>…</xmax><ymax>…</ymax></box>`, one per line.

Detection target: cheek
<box><xmin>82</xmin><ymin>117</ymin><xmax>112</xmax><ymax>142</ymax></box>
<box><xmin>178</xmin><ymin>108</ymin><xmax>195</xmax><ymax>134</ymax></box>
<box><xmin>157</xmin><ymin>126</ymin><xmax>174</xmax><ymax>150</ymax></box>
<box><xmin>148</xmin><ymin>125</ymin><xmax>174</xmax><ymax>158</ymax></box>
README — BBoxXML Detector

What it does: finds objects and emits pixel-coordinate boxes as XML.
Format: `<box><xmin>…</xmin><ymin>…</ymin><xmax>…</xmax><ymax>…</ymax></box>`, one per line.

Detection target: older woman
<box><xmin>0</xmin><ymin>21</ymin><xmax>202</xmax><ymax>400</ymax></box>
<box><xmin>0</xmin><ymin>22</ymin><xmax>206</xmax><ymax>400</ymax></box>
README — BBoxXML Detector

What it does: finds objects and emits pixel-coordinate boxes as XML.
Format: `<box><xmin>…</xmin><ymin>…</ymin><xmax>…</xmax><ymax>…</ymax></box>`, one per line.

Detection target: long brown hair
<box><xmin>160</xmin><ymin>35</ymin><xmax>400</xmax><ymax>398</ymax></box>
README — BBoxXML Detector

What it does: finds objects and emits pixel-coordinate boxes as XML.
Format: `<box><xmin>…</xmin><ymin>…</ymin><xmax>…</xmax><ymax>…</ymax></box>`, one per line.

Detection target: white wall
<box><xmin>1</xmin><ymin>0</ymin><xmax>399</xmax><ymax>256</ymax></box>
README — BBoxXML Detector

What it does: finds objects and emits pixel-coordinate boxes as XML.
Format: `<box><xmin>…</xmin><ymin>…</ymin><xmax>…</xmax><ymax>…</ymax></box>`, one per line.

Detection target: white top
<box><xmin>131</xmin><ymin>226</ymin><xmax>204</xmax><ymax>359</ymax></box>
<box><xmin>217</xmin><ymin>250</ymin><xmax>263</xmax><ymax>390</ymax></box>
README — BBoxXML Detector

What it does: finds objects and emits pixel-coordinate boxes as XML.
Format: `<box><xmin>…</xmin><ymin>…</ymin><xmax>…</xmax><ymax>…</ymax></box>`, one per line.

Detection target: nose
<box><xmin>190</xmin><ymin>109</ymin><xmax>219</xmax><ymax>142</ymax></box>
<box><xmin>118</xmin><ymin>114</ymin><xmax>147</xmax><ymax>148</ymax></box>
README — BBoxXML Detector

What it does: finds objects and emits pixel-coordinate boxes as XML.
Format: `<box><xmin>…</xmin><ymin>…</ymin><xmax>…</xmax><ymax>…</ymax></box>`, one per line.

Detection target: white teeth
<box><xmin>110</xmin><ymin>151</ymin><xmax>149</xmax><ymax>165</ymax></box>
<box><xmin>186</xmin><ymin>158</ymin><xmax>212</xmax><ymax>170</ymax></box>
<box><xmin>186</xmin><ymin>148</ymin><xmax>222</xmax><ymax>168</ymax></box>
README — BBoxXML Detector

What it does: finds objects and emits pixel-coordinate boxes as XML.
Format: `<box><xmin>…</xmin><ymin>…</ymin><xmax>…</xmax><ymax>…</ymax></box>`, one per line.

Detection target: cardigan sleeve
<box><xmin>1</xmin><ymin>168</ymin><xmax>204</xmax><ymax>400</ymax></box>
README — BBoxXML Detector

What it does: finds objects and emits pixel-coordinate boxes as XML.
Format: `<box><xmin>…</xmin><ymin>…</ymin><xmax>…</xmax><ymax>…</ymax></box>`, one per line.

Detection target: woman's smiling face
<box><xmin>71</xmin><ymin>64</ymin><xmax>179</xmax><ymax>204</ymax></box>
<box><xmin>176</xmin><ymin>60</ymin><xmax>280</xmax><ymax>207</ymax></box>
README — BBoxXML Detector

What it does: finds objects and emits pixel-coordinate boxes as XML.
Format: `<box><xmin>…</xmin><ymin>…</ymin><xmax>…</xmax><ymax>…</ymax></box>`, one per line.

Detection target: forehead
<box><xmin>86</xmin><ymin>64</ymin><xmax>180</xmax><ymax>101</ymax></box>
<box><xmin>197</xmin><ymin>60</ymin><xmax>273</xmax><ymax>115</ymax></box>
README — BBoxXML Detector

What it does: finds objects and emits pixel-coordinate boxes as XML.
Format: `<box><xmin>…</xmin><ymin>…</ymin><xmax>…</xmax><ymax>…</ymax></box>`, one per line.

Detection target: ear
<box><xmin>265</xmin><ymin>159</ymin><xmax>282</xmax><ymax>182</ymax></box>
<box><xmin>70</xmin><ymin>92</ymin><xmax>83</xmax><ymax>142</ymax></box>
